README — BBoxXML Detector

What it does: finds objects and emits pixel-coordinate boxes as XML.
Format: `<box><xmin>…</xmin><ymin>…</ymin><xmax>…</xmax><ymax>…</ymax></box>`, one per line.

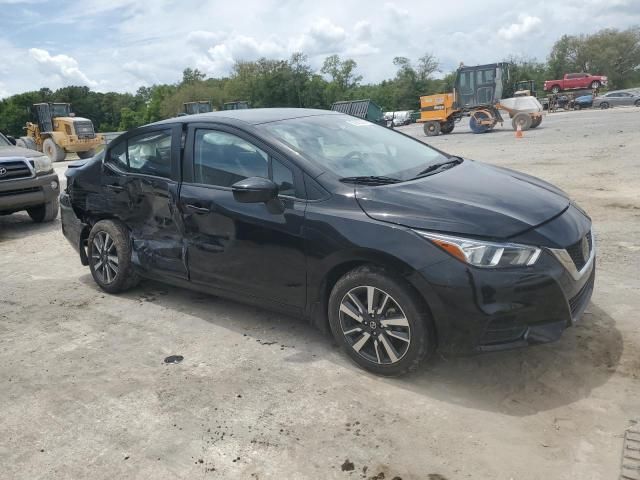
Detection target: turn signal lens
<box><xmin>416</xmin><ymin>231</ymin><xmax>541</xmax><ymax>268</ymax></box>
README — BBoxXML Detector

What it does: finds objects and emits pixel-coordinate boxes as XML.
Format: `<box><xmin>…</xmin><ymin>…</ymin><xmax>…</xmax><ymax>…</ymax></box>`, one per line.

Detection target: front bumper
<box><xmin>414</xmin><ymin>235</ymin><xmax>596</xmax><ymax>355</ymax></box>
<box><xmin>0</xmin><ymin>172</ymin><xmax>60</xmax><ymax>213</ymax></box>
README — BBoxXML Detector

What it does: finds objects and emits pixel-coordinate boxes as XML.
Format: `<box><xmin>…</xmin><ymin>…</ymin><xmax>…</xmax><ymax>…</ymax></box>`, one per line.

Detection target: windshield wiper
<box><xmin>339</xmin><ymin>175</ymin><xmax>403</xmax><ymax>185</ymax></box>
<box><xmin>413</xmin><ymin>157</ymin><xmax>463</xmax><ymax>178</ymax></box>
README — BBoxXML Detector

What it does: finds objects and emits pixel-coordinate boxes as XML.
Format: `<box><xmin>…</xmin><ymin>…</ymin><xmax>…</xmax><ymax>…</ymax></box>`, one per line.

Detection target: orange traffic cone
<box><xmin>515</xmin><ymin>124</ymin><xmax>523</xmax><ymax>138</ymax></box>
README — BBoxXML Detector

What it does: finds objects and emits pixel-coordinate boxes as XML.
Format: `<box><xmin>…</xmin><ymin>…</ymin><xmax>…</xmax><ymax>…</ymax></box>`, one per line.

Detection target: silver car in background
<box><xmin>593</xmin><ymin>90</ymin><xmax>640</xmax><ymax>109</ymax></box>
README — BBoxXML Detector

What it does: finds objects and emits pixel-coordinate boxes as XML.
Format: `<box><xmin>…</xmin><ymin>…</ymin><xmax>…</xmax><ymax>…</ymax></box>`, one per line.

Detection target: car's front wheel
<box><xmin>328</xmin><ymin>265</ymin><xmax>434</xmax><ymax>376</ymax></box>
<box><xmin>88</xmin><ymin>220</ymin><xmax>140</xmax><ymax>293</ymax></box>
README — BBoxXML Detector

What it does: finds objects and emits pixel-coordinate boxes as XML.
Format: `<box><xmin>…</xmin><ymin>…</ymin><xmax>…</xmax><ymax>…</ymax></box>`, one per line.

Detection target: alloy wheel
<box><xmin>91</xmin><ymin>231</ymin><xmax>119</xmax><ymax>284</ymax></box>
<box><xmin>338</xmin><ymin>286</ymin><xmax>411</xmax><ymax>365</ymax></box>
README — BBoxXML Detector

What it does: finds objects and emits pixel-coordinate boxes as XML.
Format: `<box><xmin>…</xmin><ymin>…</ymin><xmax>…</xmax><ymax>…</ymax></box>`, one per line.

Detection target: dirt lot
<box><xmin>1</xmin><ymin>107</ymin><xmax>639</xmax><ymax>480</ymax></box>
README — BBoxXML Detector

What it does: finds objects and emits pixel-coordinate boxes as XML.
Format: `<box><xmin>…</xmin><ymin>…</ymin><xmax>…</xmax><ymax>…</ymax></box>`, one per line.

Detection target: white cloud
<box><xmin>0</xmin><ymin>0</ymin><xmax>638</xmax><ymax>96</ymax></box>
<box><xmin>28</xmin><ymin>48</ymin><xmax>96</xmax><ymax>86</ymax></box>
<box><xmin>291</xmin><ymin>18</ymin><xmax>347</xmax><ymax>54</ymax></box>
<box><xmin>354</xmin><ymin>20</ymin><xmax>373</xmax><ymax>41</ymax></box>
<box><xmin>498</xmin><ymin>15</ymin><xmax>542</xmax><ymax>40</ymax></box>
<box><xmin>384</xmin><ymin>2</ymin><xmax>409</xmax><ymax>21</ymax></box>
<box><xmin>187</xmin><ymin>30</ymin><xmax>227</xmax><ymax>50</ymax></box>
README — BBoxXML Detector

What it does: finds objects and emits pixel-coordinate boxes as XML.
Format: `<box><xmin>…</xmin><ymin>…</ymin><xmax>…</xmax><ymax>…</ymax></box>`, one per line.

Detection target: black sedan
<box><xmin>60</xmin><ymin>109</ymin><xmax>595</xmax><ymax>376</ymax></box>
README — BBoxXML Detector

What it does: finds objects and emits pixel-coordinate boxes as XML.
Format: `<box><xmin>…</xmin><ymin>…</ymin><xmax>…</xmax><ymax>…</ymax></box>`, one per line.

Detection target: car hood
<box><xmin>355</xmin><ymin>160</ymin><xmax>570</xmax><ymax>239</ymax></box>
<box><xmin>0</xmin><ymin>146</ymin><xmax>44</xmax><ymax>159</ymax></box>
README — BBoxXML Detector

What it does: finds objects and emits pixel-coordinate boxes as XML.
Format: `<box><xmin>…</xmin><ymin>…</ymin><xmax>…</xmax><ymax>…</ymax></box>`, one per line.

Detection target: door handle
<box><xmin>105</xmin><ymin>184</ymin><xmax>125</xmax><ymax>192</ymax></box>
<box><xmin>185</xmin><ymin>203</ymin><xmax>210</xmax><ymax>214</ymax></box>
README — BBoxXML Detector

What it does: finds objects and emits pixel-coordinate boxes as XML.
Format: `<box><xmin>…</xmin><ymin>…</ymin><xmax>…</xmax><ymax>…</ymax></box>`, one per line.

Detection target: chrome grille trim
<box><xmin>548</xmin><ymin>229</ymin><xmax>595</xmax><ymax>281</ymax></box>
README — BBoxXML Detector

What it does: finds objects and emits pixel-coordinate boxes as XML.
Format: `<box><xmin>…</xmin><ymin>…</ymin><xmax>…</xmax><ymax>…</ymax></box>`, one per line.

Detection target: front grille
<box><xmin>0</xmin><ymin>186</ymin><xmax>40</xmax><ymax>197</ymax></box>
<box><xmin>0</xmin><ymin>159</ymin><xmax>33</xmax><ymax>181</ymax></box>
<box><xmin>74</xmin><ymin>121</ymin><xmax>96</xmax><ymax>139</ymax></box>
<box><xmin>566</xmin><ymin>231</ymin><xmax>592</xmax><ymax>271</ymax></box>
<box><xmin>569</xmin><ymin>269</ymin><xmax>595</xmax><ymax>317</ymax></box>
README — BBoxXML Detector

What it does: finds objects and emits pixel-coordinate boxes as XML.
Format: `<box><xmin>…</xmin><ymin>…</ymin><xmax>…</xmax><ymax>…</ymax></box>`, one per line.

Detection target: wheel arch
<box><xmin>80</xmin><ymin>214</ymin><xmax>131</xmax><ymax>265</ymax></box>
<box><xmin>309</xmin><ymin>249</ymin><xmax>440</xmax><ymax>348</ymax></box>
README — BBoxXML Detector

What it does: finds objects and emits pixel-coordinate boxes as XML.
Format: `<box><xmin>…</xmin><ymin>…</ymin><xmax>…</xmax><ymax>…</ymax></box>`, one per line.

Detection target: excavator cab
<box><xmin>183</xmin><ymin>101</ymin><xmax>212</xmax><ymax>115</ymax></box>
<box><xmin>453</xmin><ymin>63</ymin><xmax>509</xmax><ymax>108</ymax></box>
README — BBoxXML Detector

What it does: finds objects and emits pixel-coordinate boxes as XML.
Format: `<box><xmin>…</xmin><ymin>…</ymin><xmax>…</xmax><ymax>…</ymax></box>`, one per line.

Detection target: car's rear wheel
<box><xmin>635</xmin><ymin>99</ymin><xmax>640</xmax><ymax>107</ymax></box>
<box><xmin>600</xmin><ymin>102</ymin><xmax>610</xmax><ymax>109</ymax></box>
<box><xmin>328</xmin><ymin>265</ymin><xmax>434</xmax><ymax>376</ymax></box>
<box><xmin>27</xmin><ymin>197</ymin><xmax>59</xmax><ymax>223</ymax></box>
<box><xmin>590</xmin><ymin>81</ymin><xmax>600</xmax><ymax>89</ymax></box>
<box><xmin>551</xmin><ymin>85</ymin><xmax>561</xmax><ymax>94</ymax></box>
<box><xmin>88</xmin><ymin>220</ymin><xmax>140</xmax><ymax>293</ymax></box>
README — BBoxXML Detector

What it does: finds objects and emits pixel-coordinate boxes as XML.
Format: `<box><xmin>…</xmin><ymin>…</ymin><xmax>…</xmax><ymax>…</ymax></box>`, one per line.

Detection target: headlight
<box><xmin>33</xmin><ymin>155</ymin><xmax>53</xmax><ymax>175</ymax></box>
<box><xmin>416</xmin><ymin>231</ymin><xmax>541</xmax><ymax>268</ymax></box>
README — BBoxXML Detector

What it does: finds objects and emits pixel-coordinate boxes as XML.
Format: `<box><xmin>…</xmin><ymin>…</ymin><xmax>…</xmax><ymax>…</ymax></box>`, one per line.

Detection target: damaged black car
<box><xmin>60</xmin><ymin>109</ymin><xmax>595</xmax><ymax>376</ymax></box>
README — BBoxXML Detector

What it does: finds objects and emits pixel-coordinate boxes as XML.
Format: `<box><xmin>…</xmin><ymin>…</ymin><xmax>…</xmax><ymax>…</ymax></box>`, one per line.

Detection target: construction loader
<box><xmin>183</xmin><ymin>101</ymin><xmax>213</xmax><ymax>115</ymax></box>
<box><xmin>17</xmin><ymin>103</ymin><xmax>103</xmax><ymax>161</ymax></box>
<box><xmin>418</xmin><ymin>63</ymin><xmax>543</xmax><ymax>136</ymax></box>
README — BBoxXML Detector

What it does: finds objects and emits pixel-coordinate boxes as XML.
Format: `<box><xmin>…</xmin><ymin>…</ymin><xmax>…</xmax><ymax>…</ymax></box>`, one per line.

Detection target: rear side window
<box><xmin>194</xmin><ymin>130</ymin><xmax>268</xmax><ymax>187</ymax></box>
<box><xmin>127</xmin><ymin>131</ymin><xmax>172</xmax><ymax>177</ymax></box>
<box><xmin>106</xmin><ymin>129</ymin><xmax>172</xmax><ymax>178</ymax></box>
<box><xmin>108</xmin><ymin>141</ymin><xmax>127</xmax><ymax>170</ymax></box>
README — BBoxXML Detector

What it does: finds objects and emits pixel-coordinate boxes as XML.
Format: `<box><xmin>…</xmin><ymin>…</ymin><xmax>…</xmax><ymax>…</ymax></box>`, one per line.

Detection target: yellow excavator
<box><xmin>418</xmin><ymin>63</ymin><xmax>543</xmax><ymax>136</ymax></box>
<box><xmin>17</xmin><ymin>103</ymin><xmax>103</xmax><ymax>161</ymax></box>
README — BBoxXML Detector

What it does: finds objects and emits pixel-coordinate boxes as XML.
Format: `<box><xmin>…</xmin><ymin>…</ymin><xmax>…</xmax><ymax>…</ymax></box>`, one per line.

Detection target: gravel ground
<box><xmin>1</xmin><ymin>107</ymin><xmax>639</xmax><ymax>480</ymax></box>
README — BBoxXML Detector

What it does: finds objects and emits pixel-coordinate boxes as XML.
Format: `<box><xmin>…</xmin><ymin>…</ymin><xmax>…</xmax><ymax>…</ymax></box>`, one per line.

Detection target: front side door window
<box><xmin>194</xmin><ymin>130</ymin><xmax>268</xmax><ymax>187</ymax></box>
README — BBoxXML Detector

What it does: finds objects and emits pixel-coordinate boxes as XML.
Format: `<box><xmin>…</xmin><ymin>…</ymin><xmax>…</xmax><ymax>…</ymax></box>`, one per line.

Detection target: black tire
<box><xmin>512</xmin><ymin>112</ymin><xmax>533</xmax><ymax>131</ymax></box>
<box><xmin>43</xmin><ymin>138</ymin><xmax>66</xmax><ymax>162</ymax></box>
<box><xmin>87</xmin><ymin>220</ymin><xmax>140</xmax><ymax>293</ymax></box>
<box><xmin>423</xmin><ymin>121</ymin><xmax>441</xmax><ymax>137</ymax></box>
<box><xmin>77</xmin><ymin>149</ymin><xmax>96</xmax><ymax>159</ymax></box>
<box><xmin>635</xmin><ymin>99</ymin><xmax>640</xmax><ymax>107</ymax></box>
<box><xmin>530</xmin><ymin>116</ymin><xmax>542</xmax><ymax>128</ymax></box>
<box><xmin>440</xmin><ymin>121</ymin><xmax>455</xmax><ymax>134</ymax></box>
<box><xmin>590</xmin><ymin>81</ymin><xmax>600</xmax><ymax>90</ymax></box>
<box><xmin>600</xmin><ymin>102</ymin><xmax>609</xmax><ymax>109</ymax></box>
<box><xmin>328</xmin><ymin>265</ymin><xmax>434</xmax><ymax>376</ymax></box>
<box><xmin>27</xmin><ymin>197</ymin><xmax>59</xmax><ymax>223</ymax></box>
<box><xmin>551</xmin><ymin>85</ymin><xmax>561</xmax><ymax>94</ymax></box>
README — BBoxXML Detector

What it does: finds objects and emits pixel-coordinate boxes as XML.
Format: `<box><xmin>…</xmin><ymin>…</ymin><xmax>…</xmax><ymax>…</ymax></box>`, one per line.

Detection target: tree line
<box><xmin>0</xmin><ymin>27</ymin><xmax>638</xmax><ymax>136</ymax></box>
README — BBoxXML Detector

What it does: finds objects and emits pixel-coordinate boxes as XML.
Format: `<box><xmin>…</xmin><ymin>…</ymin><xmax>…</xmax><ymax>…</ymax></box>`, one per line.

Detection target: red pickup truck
<box><xmin>543</xmin><ymin>73</ymin><xmax>608</xmax><ymax>93</ymax></box>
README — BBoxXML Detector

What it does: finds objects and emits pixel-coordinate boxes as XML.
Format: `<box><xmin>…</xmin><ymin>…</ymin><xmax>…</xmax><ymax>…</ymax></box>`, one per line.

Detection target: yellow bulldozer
<box><xmin>418</xmin><ymin>63</ymin><xmax>543</xmax><ymax>136</ymax></box>
<box><xmin>16</xmin><ymin>103</ymin><xmax>103</xmax><ymax>161</ymax></box>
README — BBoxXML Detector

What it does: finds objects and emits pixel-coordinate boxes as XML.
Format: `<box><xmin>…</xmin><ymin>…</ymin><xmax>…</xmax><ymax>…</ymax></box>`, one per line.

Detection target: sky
<box><xmin>0</xmin><ymin>0</ymin><xmax>639</xmax><ymax>99</ymax></box>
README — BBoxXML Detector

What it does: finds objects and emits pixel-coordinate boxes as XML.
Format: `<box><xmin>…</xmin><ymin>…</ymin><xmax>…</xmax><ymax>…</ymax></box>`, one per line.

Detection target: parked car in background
<box><xmin>543</xmin><ymin>73</ymin><xmax>607</xmax><ymax>94</ymax></box>
<box><xmin>574</xmin><ymin>94</ymin><xmax>593</xmax><ymax>109</ymax></box>
<box><xmin>61</xmin><ymin>109</ymin><xmax>595</xmax><ymax>376</ymax></box>
<box><xmin>0</xmin><ymin>131</ymin><xmax>60</xmax><ymax>222</ymax></box>
<box><xmin>593</xmin><ymin>90</ymin><xmax>640</xmax><ymax>109</ymax></box>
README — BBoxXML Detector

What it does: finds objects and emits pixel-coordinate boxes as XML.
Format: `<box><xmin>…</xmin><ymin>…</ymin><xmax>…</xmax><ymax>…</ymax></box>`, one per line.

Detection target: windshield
<box><xmin>260</xmin><ymin>114</ymin><xmax>448</xmax><ymax>181</ymax></box>
<box><xmin>51</xmin><ymin>104</ymin><xmax>71</xmax><ymax>117</ymax></box>
<box><xmin>0</xmin><ymin>133</ymin><xmax>11</xmax><ymax>147</ymax></box>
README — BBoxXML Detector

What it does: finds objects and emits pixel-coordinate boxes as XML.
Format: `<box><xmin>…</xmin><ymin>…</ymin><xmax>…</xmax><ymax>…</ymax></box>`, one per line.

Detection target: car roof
<box><xmin>150</xmin><ymin>108</ymin><xmax>341</xmax><ymax>127</ymax></box>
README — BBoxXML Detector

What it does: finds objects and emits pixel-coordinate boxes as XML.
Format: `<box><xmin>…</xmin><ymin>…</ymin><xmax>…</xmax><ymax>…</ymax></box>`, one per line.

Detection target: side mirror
<box><xmin>6</xmin><ymin>135</ymin><xmax>16</xmax><ymax>145</ymax></box>
<box><xmin>232</xmin><ymin>177</ymin><xmax>278</xmax><ymax>203</ymax></box>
